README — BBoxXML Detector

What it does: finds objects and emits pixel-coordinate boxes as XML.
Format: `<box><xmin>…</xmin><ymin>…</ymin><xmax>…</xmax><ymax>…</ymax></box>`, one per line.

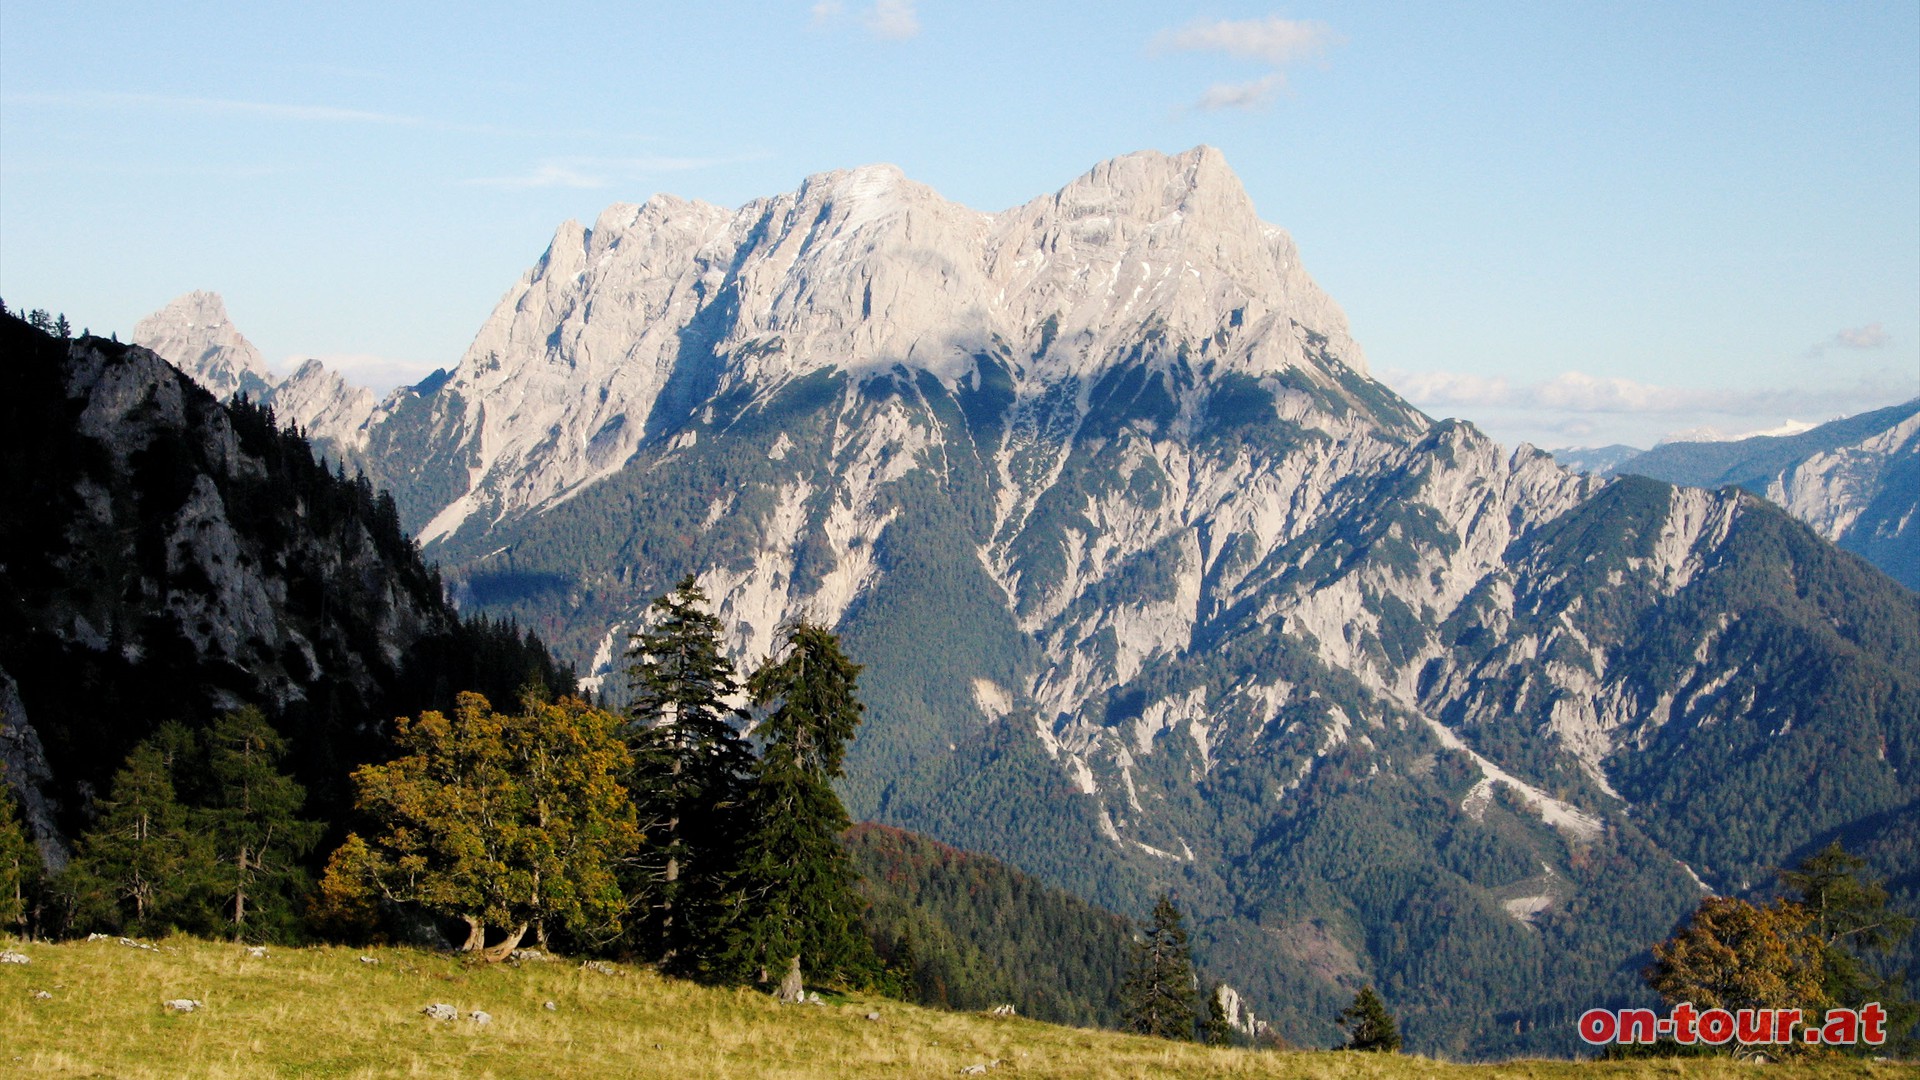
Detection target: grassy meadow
<box><xmin>1</xmin><ymin>935</ymin><xmax>1909</xmax><ymax>1079</ymax></box>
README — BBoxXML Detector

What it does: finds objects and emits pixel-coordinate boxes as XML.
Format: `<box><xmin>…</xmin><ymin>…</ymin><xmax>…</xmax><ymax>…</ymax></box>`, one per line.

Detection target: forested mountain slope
<box><xmin>0</xmin><ymin>314</ymin><xmax>571</xmax><ymax>865</ymax></box>
<box><xmin>133</xmin><ymin>149</ymin><xmax>1920</xmax><ymax>1058</ymax></box>
<box><xmin>1615</xmin><ymin>399</ymin><xmax>1920</xmax><ymax>591</ymax></box>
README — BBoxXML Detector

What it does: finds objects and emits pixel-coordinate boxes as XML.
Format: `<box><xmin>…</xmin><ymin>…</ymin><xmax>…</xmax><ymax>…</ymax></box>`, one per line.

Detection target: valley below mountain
<box><xmin>124</xmin><ymin>147</ymin><xmax>1920</xmax><ymax>1058</ymax></box>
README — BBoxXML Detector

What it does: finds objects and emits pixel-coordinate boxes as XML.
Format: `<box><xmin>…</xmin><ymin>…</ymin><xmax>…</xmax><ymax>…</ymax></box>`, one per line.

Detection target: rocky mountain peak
<box><xmin>130</xmin><ymin>290</ymin><xmax>275</xmax><ymax>402</ymax></box>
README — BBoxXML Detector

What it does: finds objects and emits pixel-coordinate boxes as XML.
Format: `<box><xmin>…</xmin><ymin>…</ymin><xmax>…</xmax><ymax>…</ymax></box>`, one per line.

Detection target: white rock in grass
<box><xmin>31</xmin><ymin>990</ymin><xmax>51</xmax><ymax>1000</ymax></box>
<box><xmin>580</xmin><ymin>960</ymin><xmax>617</xmax><ymax>976</ymax></box>
<box><xmin>358</xmin><ymin>955</ymin><xmax>379</xmax><ymax>965</ymax></box>
<box><xmin>247</xmin><ymin>946</ymin><xmax>267</xmax><ymax>958</ymax></box>
<box><xmin>0</xmin><ymin>951</ymin><xmax>28</xmax><ymax>964</ymax></box>
<box><xmin>468</xmin><ymin>1010</ymin><xmax>492</xmax><ymax>1026</ymax></box>
<box><xmin>544</xmin><ymin>1001</ymin><xmax>558</xmax><ymax>1011</ymax></box>
<box><xmin>162</xmin><ymin>999</ymin><xmax>203</xmax><ymax>1013</ymax></box>
<box><xmin>421</xmin><ymin>1003</ymin><xmax>457</xmax><ymax>1021</ymax></box>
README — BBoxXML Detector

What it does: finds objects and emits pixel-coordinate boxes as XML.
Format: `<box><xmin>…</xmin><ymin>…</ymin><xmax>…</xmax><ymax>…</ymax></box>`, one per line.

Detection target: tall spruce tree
<box><xmin>718</xmin><ymin>622</ymin><xmax>876</xmax><ymax>990</ymax></box>
<box><xmin>1337</xmin><ymin>986</ymin><xmax>1401</xmax><ymax>1052</ymax></box>
<box><xmin>0</xmin><ymin>772</ymin><xmax>36</xmax><ymax>933</ymax></box>
<box><xmin>623</xmin><ymin>576</ymin><xmax>753</xmax><ymax>966</ymax></box>
<box><xmin>199</xmin><ymin>707</ymin><xmax>322</xmax><ymax>942</ymax></box>
<box><xmin>1202</xmin><ymin>983</ymin><xmax>1234</xmax><ymax>1046</ymax></box>
<box><xmin>1121</xmin><ymin>893</ymin><xmax>1198</xmax><ymax>1040</ymax></box>
<box><xmin>63</xmin><ymin>740</ymin><xmax>214</xmax><ymax>935</ymax></box>
<box><xmin>1780</xmin><ymin>842</ymin><xmax>1917</xmax><ymax>1051</ymax></box>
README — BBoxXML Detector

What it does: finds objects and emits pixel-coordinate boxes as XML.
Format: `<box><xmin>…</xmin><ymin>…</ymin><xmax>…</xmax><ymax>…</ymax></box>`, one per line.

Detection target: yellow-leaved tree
<box><xmin>317</xmin><ymin>692</ymin><xmax>638</xmax><ymax>960</ymax></box>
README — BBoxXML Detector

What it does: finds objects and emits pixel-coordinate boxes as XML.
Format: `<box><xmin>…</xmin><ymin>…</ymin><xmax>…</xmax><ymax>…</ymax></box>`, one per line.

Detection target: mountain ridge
<box><xmin>123</xmin><ymin>149</ymin><xmax>1920</xmax><ymax>1057</ymax></box>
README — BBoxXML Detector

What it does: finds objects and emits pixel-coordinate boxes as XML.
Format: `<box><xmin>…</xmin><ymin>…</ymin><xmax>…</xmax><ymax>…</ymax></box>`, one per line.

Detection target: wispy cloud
<box><xmin>282</xmin><ymin>353</ymin><xmax>439</xmax><ymax>397</ymax></box>
<box><xmin>810</xmin><ymin>0</ymin><xmax>920</xmax><ymax>41</ymax></box>
<box><xmin>1804</xmin><ymin>322</ymin><xmax>1891</xmax><ymax>358</ymax></box>
<box><xmin>1156</xmin><ymin>15</ymin><xmax>1341</xmax><ymax>66</ymax></box>
<box><xmin>865</xmin><ymin>0</ymin><xmax>920</xmax><ymax>40</ymax></box>
<box><xmin>464</xmin><ymin>153</ymin><xmax>769</xmax><ymax>190</ymax></box>
<box><xmin>1384</xmin><ymin>367</ymin><xmax>1917</xmax><ymax>450</ymax></box>
<box><xmin>1388</xmin><ymin>369</ymin><xmax>1899</xmax><ymax>416</ymax></box>
<box><xmin>1153</xmin><ymin>16</ymin><xmax>1342</xmax><ymax>110</ymax></box>
<box><xmin>5</xmin><ymin>91</ymin><xmax>422</xmax><ymax>125</ymax></box>
<box><xmin>1196</xmin><ymin>74</ymin><xmax>1285</xmax><ymax>111</ymax></box>
<box><xmin>466</xmin><ymin>164</ymin><xmax>610</xmax><ymax>190</ymax></box>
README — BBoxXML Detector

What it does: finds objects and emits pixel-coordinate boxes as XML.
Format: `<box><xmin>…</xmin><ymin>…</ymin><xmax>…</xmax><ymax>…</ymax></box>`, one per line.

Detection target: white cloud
<box><xmin>465</xmin><ymin>164</ymin><xmax>608</xmax><ymax>190</ymax></box>
<box><xmin>463</xmin><ymin>153</ymin><xmax>769</xmax><ymax>190</ymax></box>
<box><xmin>1152</xmin><ymin>16</ymin><xmax>1342</xmax><ymax>111</ymax></box>
<box><xmin>1389</xmin><ymin>368</ymin><xmax>1902</xmax><ymax>417</ymax></box>
<box><xmin>1195</xmin><ymin>74</ymin><xmax>1285</xmax><ymax>111</ymax></box>
<box><xmin>863</xmin><ymin>0</ymin><xmax>920</xmax><ymax>40</ymax></box>
<box><xmin>5</xmin><ymin>90</ymin><xmax>421</xmax><ymax>125</ymax></box>
<box><xmin>811</xmin><ymin>0</ymin><xmax>918</xmax><ymax>40</ymax></box>
<box><xmin>1384</xmin><ymin>366</ymin><xmax>1917</xmax><ymax>450</ymax></box>
<box><xmin>1156</xmin><ymin>16</ymin><xmax>1341</xmax><ymax>66</ymax></box>
<box><xmin>1804</xmin><ymin>322</ymin><xmax>1891</xmax><ymax>357</ymax></box>
<box><xmin>280</xmin><ymin>353</ymin><xmax>438</xmax><ymax>396</ymax></box>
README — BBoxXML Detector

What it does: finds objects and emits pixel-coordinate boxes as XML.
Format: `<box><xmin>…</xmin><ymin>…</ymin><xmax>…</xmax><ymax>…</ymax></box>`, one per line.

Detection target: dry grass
<box><xmin>0</xmin><ymin>935</ymin><xmax>1907</xmax><ymax>1078</ymax></box>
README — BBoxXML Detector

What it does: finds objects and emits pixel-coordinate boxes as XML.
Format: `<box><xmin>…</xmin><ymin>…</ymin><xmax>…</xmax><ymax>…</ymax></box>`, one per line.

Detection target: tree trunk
<box><xmin>776</xmin><ymin>953</ymin><xmax>805</xmax><ymax>1003</ymax></box>
<box><xmin>460</xmin><ymin>916</ymin><xmax>485</xmax><ymax>953</ymax></box>
<box><xmin>480</xmin><ymin>922</ymin><xmax>530</xmax><ymax>963</ymax></box>
<box><xmin>661</xmin><ymin>845</ymin><xmax>678</xmax><ymax>964</ymax></box>
<box><xmin>233</xmin><ymin>845</ymin><xmax>248</xmax><ymax>941</ymax></box>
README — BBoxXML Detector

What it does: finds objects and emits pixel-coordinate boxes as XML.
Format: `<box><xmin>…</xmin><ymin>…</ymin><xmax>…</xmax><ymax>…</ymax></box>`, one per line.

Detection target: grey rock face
<box><xmin>130</xmin><ymin>291</ymin><xmax>274</xmax><ymax>403</ymax></box>
<box><xmin>0</xmin><ymin>667</ymin><xmax>65</xmax><ymax>870</ymax></box>
<box><xmin>1618</xmin><ymin>399</ymin><xmax>1920</xmax><ymax>590</ymax></box>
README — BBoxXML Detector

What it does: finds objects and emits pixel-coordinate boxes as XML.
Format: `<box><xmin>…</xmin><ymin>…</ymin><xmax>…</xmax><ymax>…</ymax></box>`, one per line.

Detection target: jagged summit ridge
<box><xmin>422</xmin><ymin>146</ymin><xmax>1374</xmax><ymax>541</ymax></box>
<box><xmin>129</xmin><ymin>290</ymin><xmax>275</xmax><ymax>402</ymax></box>
<box><xmin>132</xmin><ymin>292</ymin><xmax>381</xmax><ymax>454</ymax></box>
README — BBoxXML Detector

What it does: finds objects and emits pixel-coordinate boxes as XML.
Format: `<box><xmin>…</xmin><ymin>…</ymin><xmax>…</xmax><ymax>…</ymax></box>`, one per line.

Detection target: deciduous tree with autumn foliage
<box><xmin>317</xmin><ymin>693</ymin><xmax>638</xmax><ymax>960</ymax></box>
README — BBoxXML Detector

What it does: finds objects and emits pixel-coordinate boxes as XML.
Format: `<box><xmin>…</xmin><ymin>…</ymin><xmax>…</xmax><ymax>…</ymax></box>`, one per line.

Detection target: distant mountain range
<box><xmin>1550</xmin><ymin>401</ymin><xmax>1920</xmax><ymax>591</ymax></box>
<box><xmin>127</xmin><ymin>147</ymin><xmax>1920</xmax><ymax>1058</ymax></box>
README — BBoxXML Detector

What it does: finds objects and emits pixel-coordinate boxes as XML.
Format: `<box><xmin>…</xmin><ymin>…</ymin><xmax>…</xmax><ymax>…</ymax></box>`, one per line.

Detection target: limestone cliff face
<box><xmin>1617</xmin><ymin>399</ymin><xmax>1920</xmax><ymax>590</ymax></box>
<box><xmin>399</xmin><ymin>147</ymin><xmax>1376</xmax><ymax>544</ymax></box>
<box><xmin>131</xmin><ymin>292</ymin><xmax>381</xmax><ymax>456</ymax></box>
<box><xmin>129</xmin><ymin>290</ymin><xmax>275</xmax><ymax>403</ymax></box>
<box><xmin>0</xmin><ymin>315</ymin><xmax>459</xmax><ymax>857</ymax></box>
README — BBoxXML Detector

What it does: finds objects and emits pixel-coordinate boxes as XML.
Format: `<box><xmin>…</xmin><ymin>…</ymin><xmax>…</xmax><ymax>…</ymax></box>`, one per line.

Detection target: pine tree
<box><xmin>64</xmin><ymin>741</ymin><xmax>214</xmax><ymax>935</ymax></box>
<box><xmin>887</xmin><ymin>925</ymin><xmax>921</xmax><ymax>1000</ymax></box>
<box><xmin>623</xmin><ymin>576</ymin><xmax>753</xmax><ymax>966</ymax></box>
<box><xmin>718</xmin><ymin>622</ymin><xmax>876</xmax><ymax>989</ymax></box>
<box><xmin>1202</xmin><ymin>983</ymin><xmax>1234</xmax><ymax>1046</ymax></box>
<box><xmin>1779</xmin><ymin>842</ymin><xmax>1917</xmax><ymax>1051</ymax></box>
<box><xmin>1121</xmin><ymin>893</ymin><xmax>1198</xmax><ymax>1040</ymax></box>
<box><xmin>0</xmin><ymin>776</ymin><xmax>37</xmax><ymax>933</ymax></box>
<box><xmin>1337</xmin><ymin>986</ymin><xmax>1401</xmax><ymax>1052</ymax></box>
<box><xmin>199</xmin><ymin>707</ymin><xmax>322</xmax><ymax>942</ymax></box>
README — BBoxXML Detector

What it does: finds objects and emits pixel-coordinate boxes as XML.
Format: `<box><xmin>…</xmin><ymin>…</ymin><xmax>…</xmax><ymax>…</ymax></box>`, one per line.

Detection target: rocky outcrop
<box><xmin>130</xmin><ymin>291</ymin><xmax>275</xmax><ymax>402</ymax></box>
<box><xmin>1617</xmin><ymin>399</ymin><xmax>1920</xmax><ymax>590</ymax></box>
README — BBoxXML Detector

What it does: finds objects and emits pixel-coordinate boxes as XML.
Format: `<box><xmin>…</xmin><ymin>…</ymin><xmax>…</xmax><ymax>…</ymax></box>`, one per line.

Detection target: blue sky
<box><xmin>2</xmin><ymin>1</ymin><xmax>1916</xmax><ymax>449</ymax></box>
